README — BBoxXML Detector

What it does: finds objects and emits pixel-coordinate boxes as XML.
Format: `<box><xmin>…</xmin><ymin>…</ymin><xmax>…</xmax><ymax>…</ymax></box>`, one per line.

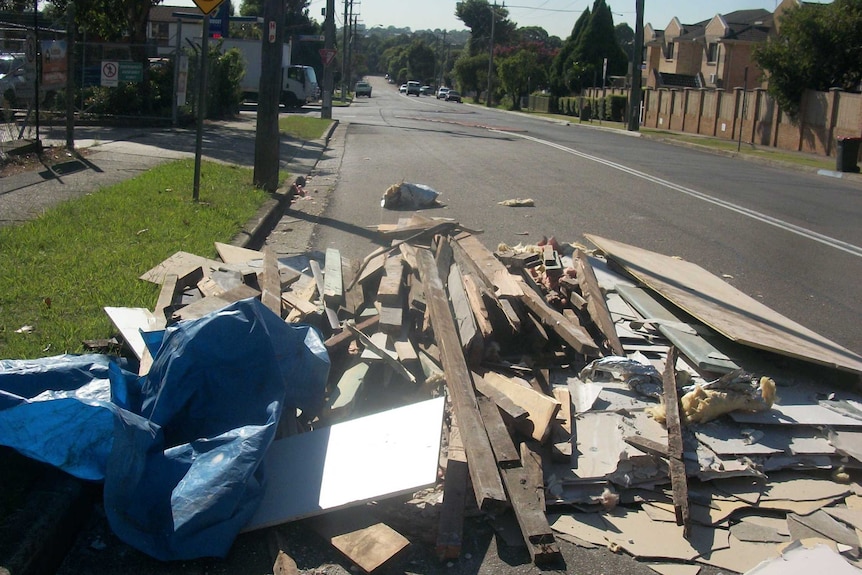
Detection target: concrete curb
<box><xmin>233</xmin><ymin>119</ymin><xmax>340</xmax><ymax>250</ymax></box>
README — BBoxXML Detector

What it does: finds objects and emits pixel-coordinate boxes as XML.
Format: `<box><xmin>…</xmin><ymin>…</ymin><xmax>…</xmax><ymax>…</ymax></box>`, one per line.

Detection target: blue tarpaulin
<box><xmin>0</xmin><ymin>298</ymin><xmax>330</xmax><ymax>561</ymax></box>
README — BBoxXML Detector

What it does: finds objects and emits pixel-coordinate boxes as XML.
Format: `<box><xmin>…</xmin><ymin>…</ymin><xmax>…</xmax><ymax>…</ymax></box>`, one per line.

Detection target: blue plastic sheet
<box><xmin>0</xmin><ymin>298</ymin><xmax>330</xmax><ymax>561</ymax></box>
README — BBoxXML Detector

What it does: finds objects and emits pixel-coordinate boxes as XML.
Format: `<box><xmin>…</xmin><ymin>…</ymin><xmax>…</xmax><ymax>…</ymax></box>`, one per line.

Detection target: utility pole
<box><xmin>253</xmin><ymin>0</ymin><xmax>286</xmax><ymax>191</ymax></box>
<box><xmin>627</xmin><ymin>0</ymin><xmax>644</xmax><ymax>132</ymax></box>
<box><xmin>322</xmin><ymin>0</ymin><xmax>335</xmax><ymax>119</ymax></box>
<box><xmin>486</xmin><ymin>2</ymin><xmax>496</xmax><ymax>107</ymax></box>
<box><xmin>340</xmin><ymin>0</ymin><xmax>349</xmax><ymax>102</ymax></box>
<box><xmin>346</xmin><ymin>13</ymin><xmax>355</xmax><ymax>90</ymax></box>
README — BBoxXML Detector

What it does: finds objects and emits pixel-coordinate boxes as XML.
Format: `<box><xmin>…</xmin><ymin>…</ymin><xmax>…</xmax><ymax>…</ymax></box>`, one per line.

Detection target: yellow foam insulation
<box><xmin>648</xmin><ymin>377</ymin><xmax>776</xmax><ymax>426</ymax></box>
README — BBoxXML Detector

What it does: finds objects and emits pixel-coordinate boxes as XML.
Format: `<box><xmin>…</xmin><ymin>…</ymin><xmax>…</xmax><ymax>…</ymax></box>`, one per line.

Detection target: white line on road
<box><xmin>496</xmin><ymin>130</ymin><xmax>862</xmax><ymax>258</ymax></box>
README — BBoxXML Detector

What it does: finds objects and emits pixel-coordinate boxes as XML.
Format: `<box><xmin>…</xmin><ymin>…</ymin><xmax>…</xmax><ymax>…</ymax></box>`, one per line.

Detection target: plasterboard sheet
<box><xmin>548</xmin><ymin>512</ymin><xmax>611</xmax><ymax>547</ymax></box>
<box><xmin>585</xmin><ymin>235</ymin><xmax>862</xmax><ymax>375</ymax></box>
<box><xmin>567</xmin><ymin>379</ymin><xmax>603</xmax><ymax>414</ymax></box>
<box><xmin>601</xmin><ymin>507</ymin><xmax>730</xmax><ymax>561</ymax></box>
<box><xmin>572</xmin><ymin>411</ymin><xmax>664</xmax><ymax>483</ymax></box>
<box><xmin>244</xmin><ymin>397</ymin><xmax>445</xmax><ymax>531</ymax></box>
<box><xmin>696</xmin><ymin>534</ymin><xmax>781</xmax><ymax>573</ymax></box>
<box><xmin>647</xmin><ymin>564</ymin><xmax>702</xmax><ymax>575</ymax></box>
<box><xmin>745</xmin><ymin>542</ymin><xmax>862</xmax><ymax>574</ymax></box>
<box><xmin>104</xmin><ymin>306</ymin><xmax>158</xmax><ymax>360</ymax></box>
<box><xmin>830</xmin><ymin>430</ymin><xmax>862</xmax><ymax>463</ymax></box>
<box><xmin>693</xmin><ymin>422</ymin><xmax>835</xmax><ymax>457</ymax></box>
<box><xmin>823</xmin><ymin>506</ymin><xmax>862</xmax><ymax>531</ymax></box>
<box><xmin>730</xmin><ymin>402</ymin><xmax>862</xmax><ymax>427</ymax></box>
<box><xmin>760</xmin><ymin>472</ymin><xmax>853</xmax><ymax>502</ymax></box>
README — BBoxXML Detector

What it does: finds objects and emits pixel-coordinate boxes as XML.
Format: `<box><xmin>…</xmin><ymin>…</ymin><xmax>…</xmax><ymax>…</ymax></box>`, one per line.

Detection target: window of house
<box><xmin>707</xmin><ymin>42</ymin><xmax>718</xmax><ymax>63</ymax></box>
<box><xmin>664</xmin><ymin>42</ymin><xmax>675</xmax><ymax>60</ymax></box>
<box><xmin>153</xmin><ymin>22</ymin><xmax>170</xmax><ymax>47</ymax></box>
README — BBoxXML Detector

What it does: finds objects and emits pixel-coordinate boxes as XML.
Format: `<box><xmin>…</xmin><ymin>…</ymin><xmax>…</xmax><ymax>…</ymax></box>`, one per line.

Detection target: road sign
<box><xmin>192</xmin><ymin>0</ymin><xmax>224</xmax><ymax>16</ymax></box>
<box><xmin>101</xmin><ymin>61</ymin><xmax>119</xmax><ymax>87</ymax></box>
<box><xmin>319</xmin><ymin>48</ymin><xmax>337</xmax><ymax>67</ymax></box>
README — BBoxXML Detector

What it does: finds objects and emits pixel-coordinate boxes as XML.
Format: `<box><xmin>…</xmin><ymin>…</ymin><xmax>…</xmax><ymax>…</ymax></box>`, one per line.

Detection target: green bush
<box><xmin>605</xmin><ymin>94</ymin><xmax>627</xmax><ymax>122</ymax></box>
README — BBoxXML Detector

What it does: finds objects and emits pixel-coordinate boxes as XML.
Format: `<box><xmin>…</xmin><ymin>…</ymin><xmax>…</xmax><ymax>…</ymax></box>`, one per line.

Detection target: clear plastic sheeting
<box><xmin>0</xmin><ymin>298</ymin><xmax>330</xmax><ymax>561</ymax></box>
<box><xmin>381</xmin><ymin>182</ymin><xmax>441</xmax><ymax>209</ymax></box>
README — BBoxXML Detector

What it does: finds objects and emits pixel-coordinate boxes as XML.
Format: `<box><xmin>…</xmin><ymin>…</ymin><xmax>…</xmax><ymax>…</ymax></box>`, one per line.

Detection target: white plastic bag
<box><xmin>381</xmin><ymin>182</ymin><xmax>440</xmax><ymax>209</ymax></box>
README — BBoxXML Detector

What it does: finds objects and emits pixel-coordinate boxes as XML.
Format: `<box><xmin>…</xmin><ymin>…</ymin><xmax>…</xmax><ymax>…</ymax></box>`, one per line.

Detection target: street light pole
<box><xmin>627</xmin><ymin>0</ymin><xmax>644</xmax><ymax>132</ymax></box>
<box><xmin>322</xmin><ymin>0</ymin><xmax>335</xmax><ymax>119</ymax></box>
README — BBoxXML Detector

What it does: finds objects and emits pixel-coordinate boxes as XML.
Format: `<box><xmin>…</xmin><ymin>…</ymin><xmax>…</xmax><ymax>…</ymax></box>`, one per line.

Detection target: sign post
<box><xmin>190</xmin><ymin>0</ymin><xmax>224</xmax><ymax>200</ymax></box>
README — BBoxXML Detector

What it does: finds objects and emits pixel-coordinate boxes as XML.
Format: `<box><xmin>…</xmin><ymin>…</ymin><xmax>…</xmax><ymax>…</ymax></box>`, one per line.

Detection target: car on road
<box><xmin>436</xmin><ymin>87</ymin><xmax>449</xmax><ymax>99</ymax></box>
<box><xmin>354</xmin><ymin>80</ymin><xmax>372</xmax><ymax>97</ymax></box>
<box><xmin>399</xmin><ymin>83</ymin><xmax>407</xmax><ymax>94</ymax></box>
<box><xmin>406</xmin><ymin>80</ymin><xmax>421</xmax><ymax>96</ymax></box>
<box><xmin>0</xmin><ymin>53</ymin><xmax>26</xmax><ymax>102</ymax></box>
<box><xmin>444</xmin><ymin>90</ymin><xmax>462</xmax><ymax>103</ymax></box>
<box><xmin>420</xmin><ymin>85</ymin><xmax>432</xmax><ymax>96</ymax></box>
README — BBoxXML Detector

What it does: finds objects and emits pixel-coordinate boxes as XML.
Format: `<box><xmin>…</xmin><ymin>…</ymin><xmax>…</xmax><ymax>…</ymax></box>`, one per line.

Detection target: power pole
<box><xmin>486</xmin><ymin>2</ymin><xmax>496</xmax><ymax>107</ymax></box>
<box><xmin>627</xmin><ymin>0</ymin><xmax>644</xmax><ymax>132</ymax></box>
<box><xmin>253</xmin><ymin>0</ymin><xmax>286</xmax><ymax>191</ymax></box>
<box><xmin>346</xmin><ymin>14</ymin><xmax>355</xmax><ymax>89</ymax></box>
<box><xmin>340</xmin><ymin>0</ymin><xmax>349</xmax><ymax>101</ymax></box>
<box><xmin>322</xmin><ymin>0</ymin><xmax>335</xmax><ymax>119</ymax></box>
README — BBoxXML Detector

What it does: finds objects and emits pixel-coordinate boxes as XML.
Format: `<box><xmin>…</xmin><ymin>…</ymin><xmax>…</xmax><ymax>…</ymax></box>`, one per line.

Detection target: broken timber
<box><xmin>415</xmin><ymin>247</ymin><xmax>508</xmax><ymax>513</ymax></box>
<box><xmin>574</xmin><ymin>249</ymin><xmax>624</xmax><ymax>356</ymax></box>
<box><xmin>663</xmin><ymin>346</ymin><xmax>690</xmax><ymax>537</ymax></box>
<box><xmin>517</xmin><ymin>280</ymin><xmax>600</xmax><ymax>357</ymax></box>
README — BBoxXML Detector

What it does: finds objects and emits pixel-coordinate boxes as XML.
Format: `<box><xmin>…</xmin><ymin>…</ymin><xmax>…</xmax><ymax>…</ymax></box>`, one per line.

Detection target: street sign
<box><xmin>192</xmin><ymin>0</ymin><xmax>224</xmax><ymax>16</ymax></box>
<box><xmin>319</xmin><ymin>48</ymin><xmax>336</xmax><ymax>66</ymax></box>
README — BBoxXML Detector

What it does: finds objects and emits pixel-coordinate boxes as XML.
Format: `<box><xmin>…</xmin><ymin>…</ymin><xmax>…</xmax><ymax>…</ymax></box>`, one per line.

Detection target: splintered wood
<box><xmin>123</xmin><ymin>221</ymin><xmax>862</xmax><ymax>573</ymax></box>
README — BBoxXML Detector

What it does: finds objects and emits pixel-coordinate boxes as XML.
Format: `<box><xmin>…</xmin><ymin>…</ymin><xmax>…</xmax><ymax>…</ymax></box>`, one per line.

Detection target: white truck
<box><xmin>219</xmin><ymin>38</ymin><xmax>319</xmax><ymax>108</ymax></box>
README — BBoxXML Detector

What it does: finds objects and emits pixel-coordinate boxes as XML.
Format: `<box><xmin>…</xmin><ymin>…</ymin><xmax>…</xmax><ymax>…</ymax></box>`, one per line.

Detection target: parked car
<box><xmin>436</xmin><ymin>87</ymin><xmax>449</xmax><ymax>99</ymax></box>
<box><xmin>420</xmin><ymin>85</ymin><xmax>432</xmax><ymax>96</ymax></box>
<box><xmin>406</xmin><ymin>80</ymin><xmax>421</xmax><ymax>96</ymax></box>
<box><xmin>445</xmin><ymin>90</ymin><xmax>462</xmax><ymax>103</ymax></box>
<box><xmin>354</xmin><ymin>80</ymin><xmax>372</xmax><ymax>97</ymax></box>
<box><xmin>0</xmin><ymin>53</ymin><xmax>26</xmax><ymax>102</ymax></box>
<box><xmin>399</xmin><ymin>83</ymin><xmax>407</xmax><ymax>93</ymax></box>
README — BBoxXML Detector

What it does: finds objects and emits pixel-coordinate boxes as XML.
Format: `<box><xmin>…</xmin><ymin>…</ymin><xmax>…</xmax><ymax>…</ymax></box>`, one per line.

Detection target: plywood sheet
<box><xmin>104</xmin><ymin>306</ymin><xmax>158</xmax><ymax>360</ymax></box>
<box><xmin>585</xmin><ymin>235</ymin><xmax>862</xmax><ymax>375</ymax></box>
<box><xmin>244</xmin><ymin>397</ymin><xmax>444</xmax><ymax>531</ymax></box>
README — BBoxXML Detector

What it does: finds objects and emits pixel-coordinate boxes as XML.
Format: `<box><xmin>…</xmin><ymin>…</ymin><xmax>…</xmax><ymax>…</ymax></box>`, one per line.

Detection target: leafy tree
<box><xmin>614</xmin><ymin>22</ymin><xmax>634</xmax><ymax>63</ymax></box>
<box><xmin>549</xmin><ymin>7</ymin><xmax>590</xmax><ymax>95</ymax></box>
<box><xmin>455</xmin><ymin>0</ymin><xmax>517</xmax><ymax>56</ymax></box>
<box><xmin>0</xmin><ymin>0</ymin><xmax>28</xmax><ymax>11</ymax></box>
<box><xmin>497</xmin><ymin>48</ymin><xmax>546</xmax><ymax>109</ymax></box>
<box><xmin>453</xmin><ymin>52</ymin><xmax>487</xmax><ymax>101</ymax></box>
<box><xmin>754</xmin><ymin>0</ymin><xmax>862</xmax><ymax>117</ymax></box>
<box><xmin>407</xmin><ymin>40</ymin><xmax>436</xmax><ymax>83</ymax></box>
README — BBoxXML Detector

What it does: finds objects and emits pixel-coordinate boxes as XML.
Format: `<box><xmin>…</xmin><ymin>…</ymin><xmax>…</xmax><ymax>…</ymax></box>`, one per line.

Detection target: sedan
<box><xmin>445</xmin><ymin>90</ymin><xmax>462</xmax><ymax>103</ymax></box>
<box><xmin>399</xmin><ymin>84</ymin><xmax>407</xmax><ymax>94</ymax></box>
<box><xmin>436</xmin><ymin>87</ymin><xmax>449</xmax><ymax>99</ymax></box>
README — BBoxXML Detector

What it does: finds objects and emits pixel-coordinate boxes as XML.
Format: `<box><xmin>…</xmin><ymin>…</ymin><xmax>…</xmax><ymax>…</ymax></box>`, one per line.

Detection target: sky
<box><xmin>165</xmin><ymin>1</ymin><xmax>832</xmax><ymax>40</ymax></box>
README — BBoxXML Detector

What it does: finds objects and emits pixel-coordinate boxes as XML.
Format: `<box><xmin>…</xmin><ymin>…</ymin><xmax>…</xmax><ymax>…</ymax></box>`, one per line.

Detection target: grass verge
<box><xmin>278</xmin><ymin>115</ymin><xmax>333</xmax><ymax>140</ymax></box>
<box><xmin>0</xmin><ymin>159</ymin><xmax>270</xmax><ymax>360</ymax></box>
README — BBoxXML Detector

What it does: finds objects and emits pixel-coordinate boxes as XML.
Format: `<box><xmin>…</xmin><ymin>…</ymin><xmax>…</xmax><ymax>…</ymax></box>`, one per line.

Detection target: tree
<box><xmin>754</xmin><ymin>0</ymin><xmax>862</xmax><ymax>117</ymax></box>
<box><xmin>455</xmin><ymin>0</ymin><xmax>517</xmax><ymax>56</ymax></box>
<box><xmin>497</xmin><ymin>48</ymin><xmax>546</xmax><ymax>109</ymax></box>
<box><xmin>614</xmin><ymin>22</ymin><xmax>634</xmax><ymax>63</ymax></box>
<box><xmin>549</xmin><ymin>7</ymin><xmax>590</xmax><ymax>95</ymax></box>
<box><xmin>453</xmin><ymin>52</ymin><xmax>487</xmax><ymax>101</ymax></box>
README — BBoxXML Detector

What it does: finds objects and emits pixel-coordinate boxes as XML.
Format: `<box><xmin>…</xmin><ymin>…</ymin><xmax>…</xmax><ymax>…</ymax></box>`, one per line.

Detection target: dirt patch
<box><xmin>0</xmin><ymin>145</ymin><xmax>90</xmax><ymax>178</ymax></box>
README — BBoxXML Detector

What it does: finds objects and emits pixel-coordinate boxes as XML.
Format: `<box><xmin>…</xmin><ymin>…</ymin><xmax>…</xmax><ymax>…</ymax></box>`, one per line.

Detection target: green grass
<box><xmin>278</xmin><ymin>115</ymin><xmax>333</xmax><ymax>140</ymax></box>
<box><xmin>0</xmin><ymin>159</ymin><xmax>270</xmax><ymax>360</ymax></box>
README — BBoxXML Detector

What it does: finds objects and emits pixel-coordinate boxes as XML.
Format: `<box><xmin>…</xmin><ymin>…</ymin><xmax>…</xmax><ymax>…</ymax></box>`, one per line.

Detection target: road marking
<box><xmin>495</xmin><ymin>130</ymin><xmax>862</xmax><ymax>259</ymax></box>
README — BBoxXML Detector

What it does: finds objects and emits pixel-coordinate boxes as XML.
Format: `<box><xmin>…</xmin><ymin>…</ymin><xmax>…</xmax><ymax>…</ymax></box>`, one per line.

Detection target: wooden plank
<box><xmin>480</xmin><ymin>370</ymin><xmax>560</xmax><ymax>443</ymax></box>
<box><xmin>140</xmin><ymin>251</ymin><xmax>253</xmax><ymax>284</ymax></box>
<box><xmin>461</xmin><ymin>272</ymin><xmax>494</xmax><ymax>339</ymax></box>
<box><xmin>313</xmin><ymin>516</ymin><xmax>409</xmax><ymax>573</ymax></box>
<box><xmin>377</xmin><ymin>304</ymin><xmax>403</xmax><ymax>337</ymax></box>
<box><xmin>499</xmin><ymin>466</ymin><xmax>561</xmax><ymax>565</ymax></box>
<box><xmin>342</xmin><ymin>256</ymin><xmax>364</xmax><ymax>317</ymax></box>
<box><xmin>477</xmin><ymin>396</ymin><xmax>521</xmax><ymax>465</ymax></box>
<box><xmin>451</xmin><ymin>238</ymin><xmax>522</xmax><ymax>332</ymax></box>
<box><xmin>153</xmin><ymin>273</ymin><xmax>179</xmax><ymax>329</ymax></box>
<box><xmin>260</xmin><ymin>248</ymin><xmax>282</xmax><ymax>316</ymax></box>
<box><xmin>520</xmin><ymin>442</ymin><xmax>546</xmax><ymax>511</ymax></box>
<box><xmin>172</xmin><ymin>284</ymin><xmax>261</xmax><ymax>321</ymax></box>
<box><xmin>104</xmin><ymin>306</ymin><xmax>157</xmax><ymax>361</ymax></box>
<box><xmin>550</xmin><ymin>387</ymin><xmax>573</xmax><ymax>462</ymax></box>
<box><xmin>663</xmin><ymin>346</ymin><xmax>690</xmax><ymax>537</ymax></box>
<box><xmin>323</xmin><ymin>361</ymin><xmax>369</xmax><ymax>420</ymax></box>
<box><xmin>436</xmin><ymin>413</ymin><xmax>468</xmax><ymax>560</ymax></box>
<box><xmin>325</xmin><ymin>314</ymin><xmax>379</xmax><ymax>353</ymax></box>
<box><xmin>281</xmin><ymin>291</ymin><xmax>319</xmax><ymax>316</ymax></box>
<box><xmin>585</xmin><ymin>234</ymin><xmax>862</xmax><ymax>375</ymax></box>
<box><xmin>448</xmin><ymin>260</ymin><xmax>483</xmax><ymax>367</ymax></box>
<box><xmin>244</xmin><ymin>397</ymin><xmax>445</xmax><ymax>531</ymax></box>
<box><xmin>623</xmin><ymin>435</ymin><xmax>669</xmax><ymax>459</ymax></box>
<box><xmin>574</xmin><ymin>249</ymin><xmax>625</xmax><ymax>356</ymax></box>
<box><xmin>377</xmin><ymin>254</ymin><xmax>403</xmax><ymax>307</ymax></box>
<box><xmin>471</xmin><ymin>371</ymin><xmax>529</xmax><ymax>421</ymax></box>
<box><xmin>518</xmin><ymin>281</ymin><xmax>600</xmax><ymax>356</ymax></box>
<box><xmin>455</xmin><ymin>234</ymin><xmax>524</xmax><ymax>298</ymax></box>
<box><xmin>323</xmin><ymin>248</ymin><xmax>343</xmax><ymax>307</ymax></box>
<box><xmin>415</xmin><ymin>248</ymin><xmax>508</xmax><ymax>512</ymax></box>
<box><xmin>347</xmin><ymin>323</ymin><xmax>416</xmax><ymax>384</ymax></box>
<box><xmin>310</xmin><ymin>259</ymin><xmax>340</xmax><ymax>330</ymax></box>
<box><xmin>285</xmin><ymin>276</ymin><xmax>318</xmax><ymax>323</ymax></box>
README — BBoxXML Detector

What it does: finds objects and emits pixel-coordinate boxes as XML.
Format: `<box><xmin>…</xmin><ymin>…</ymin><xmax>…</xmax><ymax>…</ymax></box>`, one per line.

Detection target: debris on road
<box><xmin>3</xmin><ymin>215</ymin><xmax>862</xmax><ymax>573</ymax></box>
<box><xmin>381</xmin><ymin>182</ymin><xmax>441</xmax><ymax>209</ymax></box>
<box><xmin>498</xmin><ymin>197</ymin><xmax>535</xmax><ymax>207</ymax></box>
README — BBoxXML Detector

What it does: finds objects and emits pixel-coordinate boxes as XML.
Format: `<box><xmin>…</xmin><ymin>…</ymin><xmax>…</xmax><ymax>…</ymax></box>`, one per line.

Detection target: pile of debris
<box><xmin>31</xmin><ymin>215</ymin><xmax>862</xmax><ymax>572</ymax></box>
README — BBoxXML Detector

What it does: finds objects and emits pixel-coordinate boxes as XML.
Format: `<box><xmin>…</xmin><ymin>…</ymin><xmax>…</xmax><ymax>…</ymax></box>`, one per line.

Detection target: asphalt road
<box><xmin>312</xmin><ymin>76</ymin><xmax>862</xmax><ymax>358</ymax></box>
